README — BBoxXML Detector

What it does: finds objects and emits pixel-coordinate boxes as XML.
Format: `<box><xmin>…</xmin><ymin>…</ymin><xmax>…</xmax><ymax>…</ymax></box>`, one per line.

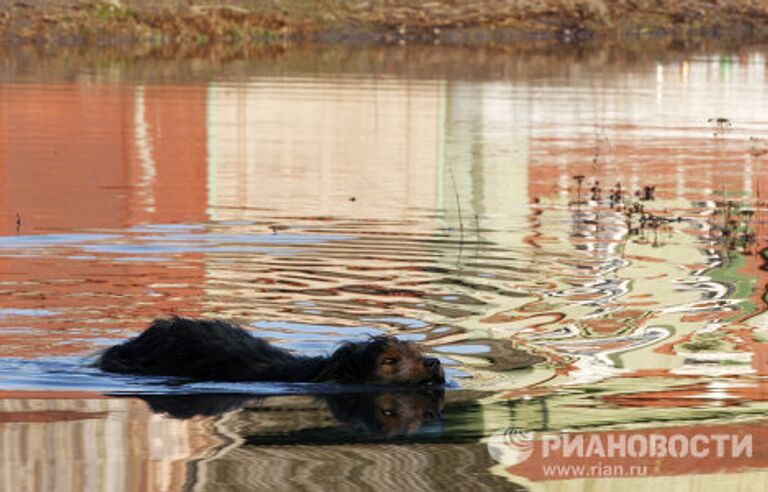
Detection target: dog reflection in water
<box><xmin>326</xmin><ymin>391</ymin><xmax>444</xmax><ymax>437</ymax></box>
<box><xmin>136</xmin><ymin>390</ymin><xmax>445</xmax><ymax>438</ymax></box>
<box><xmin>97</xmin><ymin>316</ymin><xmax>445</xmax><ymax>385</ymax></box>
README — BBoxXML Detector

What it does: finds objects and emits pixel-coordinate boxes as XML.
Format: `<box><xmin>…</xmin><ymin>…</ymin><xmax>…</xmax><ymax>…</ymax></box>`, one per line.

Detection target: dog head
<box><xmin>320</xmin><ymin>336</ymin><xmax>445</xmax><ymax>385</ymax></box>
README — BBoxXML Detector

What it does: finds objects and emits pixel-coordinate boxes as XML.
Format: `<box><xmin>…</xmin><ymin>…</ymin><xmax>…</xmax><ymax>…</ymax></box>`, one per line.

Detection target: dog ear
<box><xmin>314</xmin><ymin>342</ymin><xmax>366</xmax><ymax>383</ymax></box>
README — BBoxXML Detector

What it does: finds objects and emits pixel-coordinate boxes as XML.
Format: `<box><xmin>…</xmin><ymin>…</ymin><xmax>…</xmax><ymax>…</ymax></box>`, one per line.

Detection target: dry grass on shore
<box><xmin>1</xmin><ymin>0</ymin><xmax>768</xmax><ymax>44</ymax></box>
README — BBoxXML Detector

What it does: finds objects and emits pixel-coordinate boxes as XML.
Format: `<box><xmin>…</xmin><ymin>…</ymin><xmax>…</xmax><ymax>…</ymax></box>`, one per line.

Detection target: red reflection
<box><xmin>0</xmin><ymin>83</ymin><xmax>210</xmax><ymax>356</ymax></box>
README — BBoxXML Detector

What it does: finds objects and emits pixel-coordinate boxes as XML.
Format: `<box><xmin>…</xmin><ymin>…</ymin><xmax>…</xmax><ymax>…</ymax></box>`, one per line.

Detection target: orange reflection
<box><xmin>0</xmin><ymin>83</ymin><xmax>210</xmax><ymax>356</ymax></box>
<box><xmin>0</xmin><ymin>83</ymin><xmax>208</xmax><ymax>231</ymax></box>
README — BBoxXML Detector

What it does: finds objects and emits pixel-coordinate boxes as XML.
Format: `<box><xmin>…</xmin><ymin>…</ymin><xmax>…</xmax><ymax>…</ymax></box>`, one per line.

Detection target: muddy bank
<box><xmin>2</xmin><ymin>0</ymin><xmax>768</xmax><ymax>45</ymax></box>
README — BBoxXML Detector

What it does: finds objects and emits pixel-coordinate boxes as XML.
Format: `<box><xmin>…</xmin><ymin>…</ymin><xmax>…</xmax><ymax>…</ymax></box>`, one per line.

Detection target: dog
<box><xmin>96</xmin><ymin>316</ymin><xmax>445</xmax><ymax>385</ymax></box>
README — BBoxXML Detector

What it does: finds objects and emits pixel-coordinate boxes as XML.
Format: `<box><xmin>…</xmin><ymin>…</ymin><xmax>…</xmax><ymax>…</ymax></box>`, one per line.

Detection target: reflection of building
<box><xmin>420</xmin><ymin>52</ymin><xmax>768</xmax><ymax>489</ymax></box>
<box><xmin>0</xmin><ymin>393</ymin><xmax>514</xmax><ymax>492</ymax></box>
<box><xmin>201</xmin><ymin>77</ymin><xmax>446</xmax><ymax>322</ymax></box>
<box><xmin>517</xmin><ymin>52</ymin><xmax>768</xmax><ymax>370</ymax></box>
<box><xmin>131</xmin><ymin>86</ymin><xmax>209</xmax><ymax>225</ymax></box>
<box><xmin>0</xmin><ymin>84</ymin><xmax>209</xmax><ymax>354</ymax></box>
<box><xmin>190</xmin><ymin>394</ymin><xmax>512</xmax><ymax>491</ymax></box>
<box><xmin>206</xmin><ymin>78</ymin><xmax>440</xmax><ymax>220</ymax></box>
<box><xmin>427</xmin><ymin>51</ymin><xmax>768</xmax><ymax>380</ymax></box>
<box><xmin>1</xmin><ymin>84</ymin><xmax>135</xmax><ymax>231</ymax></box>
<box><xmin>197</xmin><ymin>442</ymin><xmax>510</xmax><ymax>491</ymax></box>
<box><xmin>0</xmin><ymin>83</ymin><xmax>208</xmax><ymax>231</ymax></box>
<box><xmin>439</xmin><ymin>81</ymin><xmax>530</xmax><ymax>242</ymax></box>
<box><xmin>0</xmin><ymin>394</ymin><xmax>217</xmax><ymax>492</ymax></box>
<box><xmin>522</xmin><ymin>53</ymin><xmax>768</xmax><ymax>321</ymax></box>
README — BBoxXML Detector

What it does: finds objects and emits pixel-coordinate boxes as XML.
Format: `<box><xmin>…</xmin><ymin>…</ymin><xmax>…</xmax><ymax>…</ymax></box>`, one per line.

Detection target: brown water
<box><xmin>1</xmin><ymin>43</ymin><xmax>768</xmax><ymax>491</ymax></box>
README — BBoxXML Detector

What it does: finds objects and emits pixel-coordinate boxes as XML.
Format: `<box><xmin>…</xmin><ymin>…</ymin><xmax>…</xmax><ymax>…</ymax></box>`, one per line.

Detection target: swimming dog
<box><xmin>96</xmin><ymin>316</ymin><xmax>445</xmax><ymax>385</ymax></box>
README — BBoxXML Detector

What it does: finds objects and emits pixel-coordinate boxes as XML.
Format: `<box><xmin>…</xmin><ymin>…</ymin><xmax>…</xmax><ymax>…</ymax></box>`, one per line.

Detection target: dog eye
<box><xmin>381</xmin><ymin>358</ymin><xmax>398</xmax><ymax>365</ymax></box>
<box><xmin>381</xmin><ymin>408</ymin><xmax>397</xmax><ymax>417</ymax></box>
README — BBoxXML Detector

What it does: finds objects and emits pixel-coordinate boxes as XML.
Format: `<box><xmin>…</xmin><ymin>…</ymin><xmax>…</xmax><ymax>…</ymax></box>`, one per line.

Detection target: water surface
<box><xmin>1</xmin><ymin>43</ymin><xmax>768</xmax><ymax>490</ymax></box>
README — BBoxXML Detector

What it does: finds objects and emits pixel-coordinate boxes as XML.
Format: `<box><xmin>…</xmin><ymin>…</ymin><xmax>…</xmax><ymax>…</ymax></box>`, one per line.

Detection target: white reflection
<box><xmin>134</xmin><ymin>85</ymin><xmax>157</xmax><ymax>214</ymax></box>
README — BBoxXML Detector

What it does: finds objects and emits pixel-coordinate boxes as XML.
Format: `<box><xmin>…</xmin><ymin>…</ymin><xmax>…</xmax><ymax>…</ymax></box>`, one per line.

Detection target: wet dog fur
<box><xmin>96</xmin><ymin>316</ymin><xmax>445</xmax><ymax>385</ymax></box>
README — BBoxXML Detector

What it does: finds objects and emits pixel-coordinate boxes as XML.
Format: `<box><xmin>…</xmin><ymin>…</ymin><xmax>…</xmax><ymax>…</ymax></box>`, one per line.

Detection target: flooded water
<box><xmin>1</xmin><ymin>42</ymin><xmax>768</xmax><ymax>490</ymax></box>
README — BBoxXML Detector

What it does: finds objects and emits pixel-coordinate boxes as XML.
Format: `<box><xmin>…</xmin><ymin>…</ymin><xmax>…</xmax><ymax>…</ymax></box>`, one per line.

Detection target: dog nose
<box><xmin>423</xmin><ymin>357</ymin><xmax>440</xmax><ymax>369</ymax></box>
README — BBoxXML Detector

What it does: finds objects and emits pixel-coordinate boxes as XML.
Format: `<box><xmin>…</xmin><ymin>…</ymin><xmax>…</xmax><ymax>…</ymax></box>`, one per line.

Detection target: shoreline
<box><xmin>2</xmin><ymin>0</ymin><xmax>768</xmax><ymax>46</ymax></box>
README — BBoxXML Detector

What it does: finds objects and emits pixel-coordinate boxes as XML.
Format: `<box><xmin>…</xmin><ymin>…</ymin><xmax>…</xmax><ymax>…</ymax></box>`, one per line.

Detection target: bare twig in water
<box><xmin>592</xmin><ymin>126</ymin><xmax>612</xmax><ymax>171</ymax></box>
<box><xmin>573</xmin><ymin>175</ymin><xmax>585</xmax><ymax>212</ymax></box>
<box><xmin>758</xmin><ymin>181</ymin><xmax>763</xmax><ymax>256</ymax></box>
<box><xmin>448</xmin><ymin>164</ymin><xmax>464</xmax><ymax>265</ymax></box>
<box><xmin>475</xmin><ymin>213</ymin><xmax>480</xmax><ymax>259</ymax></box>
<box><xmin>449</xmin><ymin>167</ymin><xmax>464</xmax><ymax>236</ymax></box>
